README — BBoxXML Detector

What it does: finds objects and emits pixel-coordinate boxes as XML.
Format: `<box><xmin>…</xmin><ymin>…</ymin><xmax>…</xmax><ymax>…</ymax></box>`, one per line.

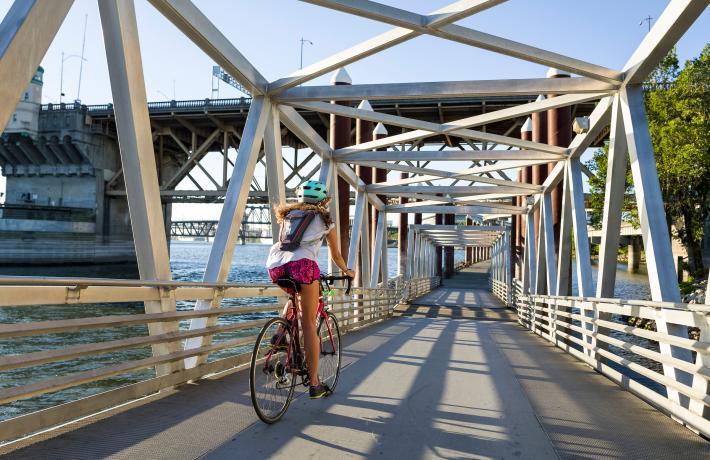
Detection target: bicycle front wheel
<box><xmin>317</xmin><ymin>312</ymin><xmax>342</xmax><ymax>392</ymax></box>
<box><xmin>250</xmin><ymin>317</ymin><xmax>296</xmax><ymax>424</ymax></box>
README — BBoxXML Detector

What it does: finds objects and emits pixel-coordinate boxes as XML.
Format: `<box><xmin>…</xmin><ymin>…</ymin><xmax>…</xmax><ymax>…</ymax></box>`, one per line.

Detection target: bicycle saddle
<box><xmin>276</xmin><ymin>277</ymin><xmax>301</xmax><ymax>292</ymax></box>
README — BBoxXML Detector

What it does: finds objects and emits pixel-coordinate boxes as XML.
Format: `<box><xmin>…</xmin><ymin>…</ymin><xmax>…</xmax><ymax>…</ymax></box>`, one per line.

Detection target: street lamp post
<box><xmin>299</xmin><ymin>37</ymin><xmax>313</xmax><ymax>69</ymax></box>
<box><xmin>60</xmin><ymin>52</ymin><xmax>87</xmax><ymax>104</ymax></box>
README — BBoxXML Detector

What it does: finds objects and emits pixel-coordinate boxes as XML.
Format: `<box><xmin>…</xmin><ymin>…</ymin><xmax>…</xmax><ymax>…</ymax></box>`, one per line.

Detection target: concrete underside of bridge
<box><xmin>2</xmin><ymin>266</ymin><xmax>707</xmax><ymax>460</ymax></box>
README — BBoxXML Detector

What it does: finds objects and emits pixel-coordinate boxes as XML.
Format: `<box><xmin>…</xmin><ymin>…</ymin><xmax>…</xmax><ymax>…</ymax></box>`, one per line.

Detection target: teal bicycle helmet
<box><xmin>298</xmin><ymin>180</ymin><xmax>328</xmax><ymax>204</ymax></box>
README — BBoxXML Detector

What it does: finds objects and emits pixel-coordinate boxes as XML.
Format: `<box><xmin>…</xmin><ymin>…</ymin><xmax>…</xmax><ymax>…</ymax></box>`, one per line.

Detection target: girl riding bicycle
<box><xmin>265</xmin><ymin>180</ymin><xmax>354</xmax><ymax>399</ymax></box>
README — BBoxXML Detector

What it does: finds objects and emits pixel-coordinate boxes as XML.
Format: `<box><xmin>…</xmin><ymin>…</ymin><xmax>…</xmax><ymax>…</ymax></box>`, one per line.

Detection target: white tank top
<box><xmin>265</xmin><ymin>214</ymin><xmax>335</xmax><ymax>269</ymax></box>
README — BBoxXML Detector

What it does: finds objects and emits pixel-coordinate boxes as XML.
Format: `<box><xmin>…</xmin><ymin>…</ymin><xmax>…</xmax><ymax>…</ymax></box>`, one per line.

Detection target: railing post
<box><xmin>506</xmin><ymin>226</ymin><xmax>512</xmax><ymax>307</ymax></box>
<box><xmin>405</xmin><ymin>226</ymin><xmax>415</xmax><ymax>300</ymax></box>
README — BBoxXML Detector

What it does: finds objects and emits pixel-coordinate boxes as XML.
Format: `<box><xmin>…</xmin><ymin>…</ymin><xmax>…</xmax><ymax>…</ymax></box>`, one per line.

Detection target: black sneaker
<box><xmin>309</xmin><ymin>383</ymin><xmax>331</xmax><ymax>399</ymax></box>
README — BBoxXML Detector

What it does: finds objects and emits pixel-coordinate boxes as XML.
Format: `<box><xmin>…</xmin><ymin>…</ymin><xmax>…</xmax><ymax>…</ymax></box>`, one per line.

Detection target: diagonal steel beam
<box><xmin>277</xmin><ymin>105</ymin><xmax>386</xmax><ymax>211</ymax></box>
<box><xmin>148</xmin><ymin>0</ymin><xmax>268</xmax><ymax>95</ymax></box>
<box><xmin>358</xmin><ymin>160</ymin><xmax>543</xmax><ymax>191</ymax></box>
<box><xmin>622</xmin><ymin>0</ymin><xmax>710</xmax><ymax>85</ymax></box>
<box><xmin>275</xmin><ymin>77</ymin><xmax>617</xmax><ymax>102</ymax></box>
<box><xmin>343</xmin><ymin>149</ymin><xmax>563</xmax><ymax>162</ymax></box>
<box><xmin>0</xmin><ymin>0</ymin><xmax>74</xmax><ymax>133</ymax></box>
<box><xmin>333</xmin><ymin>93</ymin><xmax>600</xmax><ymax>157</ymax></box>
<box><xmin>301</xmin><ymin>0</ymin><xmax>621</xmax><ymax>83</ymax></box>
<box><xmin>270</xmin><ymin>0</ymin><xmax>505</xmax><ymax>92</ymax></box>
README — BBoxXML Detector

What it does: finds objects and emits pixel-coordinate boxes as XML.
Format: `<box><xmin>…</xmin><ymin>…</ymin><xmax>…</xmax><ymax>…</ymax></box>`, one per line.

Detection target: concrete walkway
<box><xmin>4</xmin><ymin>264</ymin><xmax>708</xmax><ymax>459</ymax></box>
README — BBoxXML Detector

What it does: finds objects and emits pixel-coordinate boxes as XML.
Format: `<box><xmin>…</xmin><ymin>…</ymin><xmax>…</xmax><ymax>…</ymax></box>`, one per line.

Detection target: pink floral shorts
<box><xmin>268</xmin><ymin>258</ymin><xmax>321</xmax><ymax>285</ymax></box>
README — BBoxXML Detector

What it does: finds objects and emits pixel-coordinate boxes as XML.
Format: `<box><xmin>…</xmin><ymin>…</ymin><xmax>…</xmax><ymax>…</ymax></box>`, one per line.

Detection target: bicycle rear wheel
<box><xmin>317</xmin><ymin>312</ymin><xmax>341</xmax><ymax>392</ymax></box>
<box><xmin>250</xmin><ymin>317</ymin><xmax>296</xmax><ymax>424</ymax></box>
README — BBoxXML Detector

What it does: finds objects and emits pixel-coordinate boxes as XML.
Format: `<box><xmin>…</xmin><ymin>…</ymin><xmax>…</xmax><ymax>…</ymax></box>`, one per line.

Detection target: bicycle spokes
<box><xmin>250</xmin><ymin>318</ymin><xmax>296</xmax><ymax>423</ymax></box>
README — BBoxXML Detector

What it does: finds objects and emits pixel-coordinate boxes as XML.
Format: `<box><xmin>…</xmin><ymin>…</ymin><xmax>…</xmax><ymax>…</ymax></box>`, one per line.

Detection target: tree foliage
<box><xmin>585</xmin><ymin>45</ymin><xmax>710</xmax><ymax>275</ymax></box>
<box><xmin>646</xmin><ymin>45</ymin><xmax>710</xmax><ymax>275</ymax></box>
<box><xmin>585</xmin><ymin>143</ymin><xmax>638</xmax><ymax>230</ymax></box>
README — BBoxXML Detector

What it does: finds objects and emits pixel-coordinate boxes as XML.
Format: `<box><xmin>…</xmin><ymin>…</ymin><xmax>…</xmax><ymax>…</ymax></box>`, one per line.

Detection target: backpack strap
<box><xmin>279</xmin><ymin>210</ymin><xmax>317</xmax><ymax>251</ymax></box>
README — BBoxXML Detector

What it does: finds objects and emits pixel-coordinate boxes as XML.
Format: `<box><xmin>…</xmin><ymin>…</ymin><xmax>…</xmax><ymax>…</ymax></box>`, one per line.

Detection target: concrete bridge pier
<box><xmin>628</xmin><ymin>235</ymin><xmax>642</xmax><ymax>273</ymax></box>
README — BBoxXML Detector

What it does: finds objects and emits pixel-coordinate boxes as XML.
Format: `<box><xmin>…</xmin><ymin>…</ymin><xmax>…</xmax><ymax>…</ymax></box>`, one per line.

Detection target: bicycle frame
<box><xmin>261</xmin><ymin>288</ymin><xmax>329</xmax><ymax>384</ymax></box>
<box><xmin>262</xmin><ymin>277</ymin><xmax>341</xmax><ymax>384</ymax></box>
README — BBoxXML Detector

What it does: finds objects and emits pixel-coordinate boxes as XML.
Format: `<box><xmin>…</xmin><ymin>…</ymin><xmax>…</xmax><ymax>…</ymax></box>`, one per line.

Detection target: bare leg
<box><xmin>299</xmin><ymin>281</ymin><xmax>320</xmax><ymax>386</ymax></box>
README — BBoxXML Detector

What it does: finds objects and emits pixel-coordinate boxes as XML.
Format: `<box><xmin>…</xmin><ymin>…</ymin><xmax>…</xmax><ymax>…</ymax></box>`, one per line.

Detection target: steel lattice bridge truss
<box><xmin>1</xmin><ymin>0</ymin><xmax>709</xmax><ymax>438</ymax></box>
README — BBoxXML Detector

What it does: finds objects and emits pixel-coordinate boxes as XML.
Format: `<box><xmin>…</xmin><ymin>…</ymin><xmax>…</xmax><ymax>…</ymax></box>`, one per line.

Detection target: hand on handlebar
<box><xmin>344</xmin><ymin>268</ymin><xmax>355</xmax><ymax>279</ymax></box>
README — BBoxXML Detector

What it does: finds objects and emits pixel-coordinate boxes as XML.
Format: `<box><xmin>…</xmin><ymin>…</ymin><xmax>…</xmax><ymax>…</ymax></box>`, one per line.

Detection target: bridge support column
<box><xmin>444</xmin><ymin>213</ymin><xmax>455</xmax><ymax>277</ymax></box>
<box><xmin>518</xmin><ymin>118</ymin><xmax>533</xmax><ymax>281</ymax></box>
<box><xmin>373</xmin><ymin>123</ymin><xmax>388</xmax><ymax>285</ymax></box>
<box><xmin>330</xmin><ymin>68</ymin><xmax>352</xmax><ymax>262</ymax></box>
<box><xmin>435</xmin><ymin>214</ymin><xmax>443</xmax><ymax>278</ymax></box>
<box><xmin>532</xmin><ymin>96</ymin><xmax>548</xmax><ymax>247</ymax></box>
<box><xmin>547</xmin><ymin>69</ymin><xmax>572</xmax><ymax>265</ymax></box>
<box><xmin>355</xmin><ymin>100</ymin><xmax>373</xmax><ymax>286</ymax></box>
<box><xmin>628</xmin><ymin>235</ymin><xmax>641</xmax><ymax>273</ymax></box>
<box><xmin>398</xmin><ymin>174</ymin><xmax>409</xmax><ymax>276</ymax></box>
<box><xmin>465</xmin><ymin>217</ymin><xmax>473</xmax><ymax>265</ymax></box>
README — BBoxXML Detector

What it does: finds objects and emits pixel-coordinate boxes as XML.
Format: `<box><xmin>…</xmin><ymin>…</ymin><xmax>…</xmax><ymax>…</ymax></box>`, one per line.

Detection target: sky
<box><xmin>1</xmin><ymin>0</ymin><xmax>709</xmax><ymax>220</ymax></box>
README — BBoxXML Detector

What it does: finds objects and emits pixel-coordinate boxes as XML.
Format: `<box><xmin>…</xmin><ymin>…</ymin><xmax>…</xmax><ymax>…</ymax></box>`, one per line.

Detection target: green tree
<box><xmin>585</xmin><ymin>46</ymin><xmax>710</xmax><ymax>275</ymax></box>
<box><xmin>646</xmin><ymin>45</ymin><xmax>710</xmax><ymax>276</ymax></box>
<box><xmin>585</xmin><ymin>143</ymin><xmax>638</xmax><ymax>230</ymax></box>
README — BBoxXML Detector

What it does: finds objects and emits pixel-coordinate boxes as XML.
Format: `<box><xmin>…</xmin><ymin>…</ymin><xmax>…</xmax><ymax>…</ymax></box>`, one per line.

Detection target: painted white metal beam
<box><xmin>385</xmin><ymin>205</ymin><xmax>520</xmax><ymax>215</ymax></box>
<box><xmin>277</xmin><ymin>105</ymin><xmax>386</xmax><ymax>211</ymax></box>
<box><xmin>99</xmin><ymin>0</ymin><xmax>180</xmax><ymax>374</ymax></box>
<box><xmin>357</xmin><ymin>159</ymin><xmax>544</xmax><ymax>190</ymax></box>
<box><xmin>269</xmin><ymin>0</ymin><xmax>506</xmax><ymax>92</ymax></box>
<box><xmin>0</xmin><ymin>0</ymin><xmax>74</xmax><ymax>133</ymax></box>
<box><xmin>596</xmin><ymin>95</ymin><xmax>628</xmax><ymax>298</ymax></box>
<box><xmin>264</xmin><ymin>109</ymin><xmax>286</xmax><ymax>242</ymax></box>
<box><xmin>622</xmin><ymin>0</ymin><xmax>710</xmax><ymax>85</ymax></box>
<box><xmin>620</xmin><ymin>85</ymin><xmax>694</xmax><ymax>403</ymax></box>
<box><xmin>148</xmin><ymin>0</ymin><xmax>268</xmax><ymax>95</ymax></box>
<box><xmin>183</xmin><ymin>97</ymin><xmax>271</xmax><ymax>367</ymax></box>
<box><xmin>276</xmin><ymin>77</ymin><xmax>617</xmax><ymax>101</ymax></box>
<box><xmin>301</xmin><ymin>0</ymin><xmax>622</xmax><ymax>83</ymax></box>
<box><xmin>343</xmin><ymin>149</ymin><xmax>563</xmax><ymax>162</ymax></box>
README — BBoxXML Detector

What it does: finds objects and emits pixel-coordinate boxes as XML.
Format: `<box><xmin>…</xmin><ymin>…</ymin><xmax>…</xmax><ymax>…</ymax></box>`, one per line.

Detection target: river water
<box><xmin>0</xmin><ymin>243</ymin><xmax>652</xmax><ymax>420</ymax></box>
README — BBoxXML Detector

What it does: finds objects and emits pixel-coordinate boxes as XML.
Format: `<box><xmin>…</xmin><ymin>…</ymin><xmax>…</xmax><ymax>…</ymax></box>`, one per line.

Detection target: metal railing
<box><xmin>405</xmin><ymin>276</ymin><xmax>441</xmax><ymax>301</ymax></box>
<box><xmin>40</xmin><ymin>97</ymin><xmax>253</xmax><ymax>116</ymax></box>
<box><xmin>516</xmin><ymin>294</ymin><xmax>710</xmax><ymax>437</ymax></box>
<box><xmin>491</xmin><ymin>279</ymin><xmax>508</xmax><ymax>305</ymax></box>
<box><xmin>0</xmin><ymin>277</ymin><xmax>407</xmax><ymax>444</ymax></box>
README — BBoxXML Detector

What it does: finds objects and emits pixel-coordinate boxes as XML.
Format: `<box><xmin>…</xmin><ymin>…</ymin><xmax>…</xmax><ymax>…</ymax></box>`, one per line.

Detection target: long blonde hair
<box><xmin>275</xmin><ymin>198</ymin><xmax>333</xmax><ymax>227</ymax></box>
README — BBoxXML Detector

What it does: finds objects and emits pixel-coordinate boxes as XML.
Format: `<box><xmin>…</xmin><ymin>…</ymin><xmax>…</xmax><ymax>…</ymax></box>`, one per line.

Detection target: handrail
<box><xmin>40</xmin><ymin>97</ymin><xmax>253</xmax><ymax>115</ymax></box>
<box><xmin>0</xmin><ymin>275</ymin><xmax>434</xmax><ymax>444</ymax></box>
<box><xmin>516</xmin><ymin>293</ymin><xmax>710</xmax><ymax>437</ymax></box>
<box><xmin>0</xmin><ymin>276</ymin><xmax>269</xmax><ymax>289</ymax></box>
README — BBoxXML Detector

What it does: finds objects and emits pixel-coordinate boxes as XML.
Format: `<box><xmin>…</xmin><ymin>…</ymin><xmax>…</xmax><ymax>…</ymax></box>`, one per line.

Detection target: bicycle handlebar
<box><xmin>321</xmin><ymin>274</ymin><xmax>352</xmax><ymax>295</ymax></box>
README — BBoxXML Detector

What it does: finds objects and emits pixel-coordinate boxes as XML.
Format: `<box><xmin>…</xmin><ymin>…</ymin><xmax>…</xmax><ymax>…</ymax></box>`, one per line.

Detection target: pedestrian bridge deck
<box><xmin>3</xmin><ymin>266</ymin><xmax>708</xmax><ymax>459</ymax></box>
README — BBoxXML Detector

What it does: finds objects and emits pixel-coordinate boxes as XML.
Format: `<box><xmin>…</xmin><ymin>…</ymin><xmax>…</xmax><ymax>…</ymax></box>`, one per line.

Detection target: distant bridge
<box><xmin>171</xmin><ymin>205</ymin><xmax>272</xmax><ymax>240</ymax></box>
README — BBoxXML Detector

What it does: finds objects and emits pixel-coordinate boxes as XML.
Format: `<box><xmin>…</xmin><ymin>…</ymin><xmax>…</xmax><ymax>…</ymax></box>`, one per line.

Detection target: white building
<box><xmin>5</xmin><ymin>66</ymin><xmax>43</xmax><ymax>139</ymax></box>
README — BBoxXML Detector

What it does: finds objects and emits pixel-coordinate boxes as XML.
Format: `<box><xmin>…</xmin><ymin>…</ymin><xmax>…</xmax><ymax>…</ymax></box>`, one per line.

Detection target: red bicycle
<box><xmin>249</xmin><ymin>273</ymin><xmax>351</xmax><ymax>424</ymax></box>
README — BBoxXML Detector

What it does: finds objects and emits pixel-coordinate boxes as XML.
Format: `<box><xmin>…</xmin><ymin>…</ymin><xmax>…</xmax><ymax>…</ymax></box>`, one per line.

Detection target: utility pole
<box><xmin>640</xmin><ymin>15</ymin><xmax>653</xmax><ymax>32</ymax></box>
<box><xmin>299</xmin><ymin>37</ymin><xmax>313</xmax><ymax>69</ymax></box>
<box><xmin>76</xmin><ymin>14</ymin><xmax>88</xmax><ymax>103</ymax></box>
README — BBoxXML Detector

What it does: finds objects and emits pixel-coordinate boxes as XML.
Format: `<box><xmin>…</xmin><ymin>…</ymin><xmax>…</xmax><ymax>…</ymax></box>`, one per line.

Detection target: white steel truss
<box><xmin>0</xmin><ymin>0</ymin><xmax>708</xmax><ymax>431</ymax></box>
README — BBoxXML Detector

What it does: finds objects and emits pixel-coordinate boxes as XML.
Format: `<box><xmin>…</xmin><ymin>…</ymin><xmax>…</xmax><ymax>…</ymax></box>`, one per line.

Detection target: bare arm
<box><xmin>325</xmin><ymin>227</ymin><xmax>355</xmax><ymax>278</ymax></box>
